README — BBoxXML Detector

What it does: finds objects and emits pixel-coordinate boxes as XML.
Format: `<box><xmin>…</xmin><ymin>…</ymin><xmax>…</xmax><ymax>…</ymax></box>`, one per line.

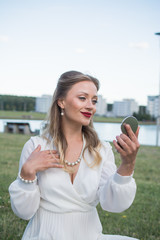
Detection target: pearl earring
<box><xmin>61</xmin><ymin>109</ymin><xmax>64</xmax><ymax>116</ymax></box>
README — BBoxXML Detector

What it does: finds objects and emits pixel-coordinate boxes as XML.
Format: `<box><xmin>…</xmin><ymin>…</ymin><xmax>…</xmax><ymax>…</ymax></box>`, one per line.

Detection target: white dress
<box><xmin>9</xmin><ymin>136</ymin><xmax>139</xmax><ymax>240</ymax></box>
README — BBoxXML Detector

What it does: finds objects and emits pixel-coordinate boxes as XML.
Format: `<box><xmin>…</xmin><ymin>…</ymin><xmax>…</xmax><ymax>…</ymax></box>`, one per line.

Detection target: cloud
<box><xmin>129</xmin><ymin>42</ymin><xmax>149</xmax><ymax>49</ymax></box>
<box><xmin>0</xmin><ymin>35</ymin><xmax>9</xmax><ymax>42</ymax></box>
<box><xmin>75</xmin><ymin>48</ymin><xmax>85</xmax><ymax>54</ymax></box>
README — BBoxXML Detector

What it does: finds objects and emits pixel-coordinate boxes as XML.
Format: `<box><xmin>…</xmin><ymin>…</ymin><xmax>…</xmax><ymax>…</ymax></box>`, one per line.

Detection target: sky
<box><xmin>0</xmin><ymin>0</ymin><xmax>160</xmax><ymax>106</ymax></box>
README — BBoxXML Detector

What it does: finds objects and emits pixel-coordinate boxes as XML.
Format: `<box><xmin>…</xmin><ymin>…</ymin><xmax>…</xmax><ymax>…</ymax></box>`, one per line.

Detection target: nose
<box><xmin>85</xmin><ymin>99</ymin><xmax>95</xmax><ymax>110</ymax></box>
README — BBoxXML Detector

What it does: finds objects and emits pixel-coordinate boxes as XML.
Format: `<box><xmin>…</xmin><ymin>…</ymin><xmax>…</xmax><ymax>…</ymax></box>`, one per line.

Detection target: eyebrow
<box><xmin>78</xmin><ymin>92</ymin><xmax>98</xmax><ymax>98</ymax></box>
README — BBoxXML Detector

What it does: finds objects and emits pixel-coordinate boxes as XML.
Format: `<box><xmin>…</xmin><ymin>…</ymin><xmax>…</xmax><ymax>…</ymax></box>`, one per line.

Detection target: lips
<box><xmin>81</xmin><ymin>112</ymin><xmax>92</xmax><ymax>118</ymax></box>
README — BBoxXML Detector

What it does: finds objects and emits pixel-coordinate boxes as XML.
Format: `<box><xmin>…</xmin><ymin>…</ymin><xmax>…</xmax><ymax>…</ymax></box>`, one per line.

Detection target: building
<box><xmin>35</xmin><ymin>95</ymin><xmax>52</xmax><ymax>113</ymax></box>
<box><xmin>147</xmin><ymin>95</ymin><xmax>160</xmax><ymax>118</ymax></box>
<box><xmin>112</xmin><ymin>99</ymin><xmax>138</xmax><ymax>117</ymax></box>
<box><xmin>96</xmin><ymin>95</ymin><xmax>107</xmax><ymax>116</ymax></box>
<box><xmin>35</xmin><ymin>94</ymin><xmax>107</xmax><ymax>115</ymax></box>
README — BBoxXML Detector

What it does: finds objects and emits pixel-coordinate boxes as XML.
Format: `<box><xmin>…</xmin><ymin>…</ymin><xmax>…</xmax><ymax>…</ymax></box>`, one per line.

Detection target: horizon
<box><xmin>0</xmin><ymin>92</ymin><xmax>154</xmax><ymax>107</ymax></box>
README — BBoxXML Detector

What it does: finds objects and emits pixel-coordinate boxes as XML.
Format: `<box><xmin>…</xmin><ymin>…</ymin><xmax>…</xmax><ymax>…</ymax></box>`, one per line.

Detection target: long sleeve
<box><xmin>98</xmin><ymin>142</ymin><xmax>136</xmax><ymax>213</ymax></box>
<box><xmin>8</xmin><ymin>138</ymin><xmax>40</xmax><ymax>220</ymax></box>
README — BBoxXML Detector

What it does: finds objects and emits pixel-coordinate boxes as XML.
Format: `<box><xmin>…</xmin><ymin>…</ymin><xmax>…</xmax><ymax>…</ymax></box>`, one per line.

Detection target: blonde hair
<box><xmin>43</xmin><ymin>71</ymin><xmax>102</xmax><ymax>169</ymax></box>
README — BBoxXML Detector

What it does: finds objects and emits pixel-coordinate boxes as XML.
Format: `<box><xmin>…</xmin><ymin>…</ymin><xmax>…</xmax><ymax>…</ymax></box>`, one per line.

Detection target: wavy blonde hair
<box><xmin>43</xmin><ymin>71</ymin><xmax>102</xmax><ymax>170</ymax></box>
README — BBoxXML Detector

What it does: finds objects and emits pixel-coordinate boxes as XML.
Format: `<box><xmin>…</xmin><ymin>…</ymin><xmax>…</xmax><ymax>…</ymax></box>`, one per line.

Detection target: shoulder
<box><xmin>23</xmin><ymin>135</ymin><xmax>49</xmax><ymax>152</ymax></box>
<box><xmin>101</xmin><ymin>140</ymin><xmax>112</xmax><ymax>148</ymax></box>
<box><xmin>100</xmin><ymin>140</ymin><xmax>112</xmax><ymax>154</ymax></box>
<box><xmin>30</xmin><ymin>135</ymin><xmax>44</xmax><ymax>146</ymax></box>
<box><xmin>99</xmin><ymin>140</ymin><xmax>115</xmax><ymax>164</ymax></box>
<box><xmin>29</xmin><ymin>135</ymin><xmax>50</xmax><ymax>150</ymax></box>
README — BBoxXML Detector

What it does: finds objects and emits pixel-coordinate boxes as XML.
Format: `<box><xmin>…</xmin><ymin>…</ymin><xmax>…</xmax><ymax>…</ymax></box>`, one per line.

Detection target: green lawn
<box><xmin>0</xmin><ymin>110</ymin><xmax>156</xmax><ymax>124</ymax></box>
<box><xmin>0</xmin><ymin>133</ymin><xmax>160</xmax><ymax>240</ymax></box>
<box><xmin>0</xmin><ymin>110</ymin><xmax>46</xmax><ymax>120</ymax></box>
<box><xmin>0</xmin><ymin>110</ymin><xmax>123</xmax><ymax>122</ymax></box>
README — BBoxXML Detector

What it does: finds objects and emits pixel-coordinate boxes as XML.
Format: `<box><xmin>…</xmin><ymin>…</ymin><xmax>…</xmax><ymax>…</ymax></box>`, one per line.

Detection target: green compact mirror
<box><xmin>121</xmin><ymin>116</ymin><xmax>138</xmax><ymax>135</ymax></box>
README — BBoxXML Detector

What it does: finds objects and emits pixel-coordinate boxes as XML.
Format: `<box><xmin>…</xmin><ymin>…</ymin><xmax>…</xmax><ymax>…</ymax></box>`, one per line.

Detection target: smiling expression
<box><xmin>58</xmin><ymin>81</ymin><xmax>98</xmax><ymax>127</ymax></box>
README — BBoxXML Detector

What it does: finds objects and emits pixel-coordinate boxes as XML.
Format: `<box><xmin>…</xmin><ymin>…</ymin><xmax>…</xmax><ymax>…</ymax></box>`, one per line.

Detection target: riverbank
<box><xmin>0</xmin><ymin>110</ymin><xmax>156</xmax><ymax>124</ymax></box>
<box><xmin>0</xmin><ymin>133</ymin><xmax>159</xmax><ymax>239</ymax></box>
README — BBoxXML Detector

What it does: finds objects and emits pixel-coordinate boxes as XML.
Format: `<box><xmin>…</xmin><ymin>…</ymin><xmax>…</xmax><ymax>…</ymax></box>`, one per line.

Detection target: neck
<box><xmin>61</xmin><ymin>120</ymin><xmax>83</xmax><ymax>143</ymax></box>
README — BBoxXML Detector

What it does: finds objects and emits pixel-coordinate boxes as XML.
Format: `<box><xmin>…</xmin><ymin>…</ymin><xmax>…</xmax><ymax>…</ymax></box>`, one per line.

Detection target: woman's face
<box><xmin>58</xmin><ymin>81</ymin><xmax>98</xmax><ymax>126</ymax></box>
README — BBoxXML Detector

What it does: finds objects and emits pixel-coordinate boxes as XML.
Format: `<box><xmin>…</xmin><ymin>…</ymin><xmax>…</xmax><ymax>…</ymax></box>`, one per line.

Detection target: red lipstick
<box><xmin>81</xmin><ymin>112</ymin><xmax>92</xmax><ymax>118</ymax></box>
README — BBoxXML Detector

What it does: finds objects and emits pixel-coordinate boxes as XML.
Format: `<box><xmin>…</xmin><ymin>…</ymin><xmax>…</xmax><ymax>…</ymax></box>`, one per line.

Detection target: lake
<box><xmin>0</xmin><ymin>119</ymin><xmax>160</xmax><ymax>146</ymax></box>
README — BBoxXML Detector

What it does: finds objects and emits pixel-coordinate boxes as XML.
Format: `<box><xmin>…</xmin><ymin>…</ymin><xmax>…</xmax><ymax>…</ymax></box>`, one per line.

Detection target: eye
<box><xmin>92</xmin><ymin>99</ymin><xmax>98</xmax><ymax>105</ymax></box>
<box><xmin>79</xmin><ymin>96</ymin><xmax>86</xmax><ymax>101</ymax></box>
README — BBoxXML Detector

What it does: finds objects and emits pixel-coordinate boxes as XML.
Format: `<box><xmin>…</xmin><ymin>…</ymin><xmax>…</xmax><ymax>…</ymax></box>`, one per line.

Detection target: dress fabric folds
<box><xmin>9</xmin><ymin>136</ymin><xmax>139</xmax><ymax>240</ymax></box>
<box><xmin>22</xmin><ymin>207</ymin><xmax>138</xmax><ymax>240</ymax></box>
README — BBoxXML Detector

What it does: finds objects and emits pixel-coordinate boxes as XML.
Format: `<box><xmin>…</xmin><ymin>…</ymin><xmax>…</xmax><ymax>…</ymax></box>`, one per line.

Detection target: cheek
<box><xmin>65</xmin><ymin>100</ymin><xmax>82</xmax><ymax>112</ymax></box>
<box><xmin>93</xmin><ymin>106</ymin><xmax>96</xmax><ymax>114</ymax></box>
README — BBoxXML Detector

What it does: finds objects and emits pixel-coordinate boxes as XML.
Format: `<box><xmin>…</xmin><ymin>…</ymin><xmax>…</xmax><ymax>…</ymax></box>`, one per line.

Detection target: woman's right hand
<box><xmin>20</xmin><ymin>145</ymin><xmax>64</xmax><ymax>180</ymax></box>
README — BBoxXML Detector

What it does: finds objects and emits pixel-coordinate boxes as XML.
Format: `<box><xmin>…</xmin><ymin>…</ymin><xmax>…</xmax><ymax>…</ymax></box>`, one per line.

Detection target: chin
<box><xmin>81</xmin><ymin>120</ymin><xmax>91</xmax><ymax>126</ymax></box>
<box><xmin>74</xmin><ymin>116</ymin><xmax>92</xmax><ymax>126</ymax></box>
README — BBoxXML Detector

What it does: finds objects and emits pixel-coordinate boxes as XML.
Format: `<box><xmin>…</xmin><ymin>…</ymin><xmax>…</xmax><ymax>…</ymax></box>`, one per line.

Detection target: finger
<box><xmin>41</xmin><ymin>163</ymin><xmax>64</xmax><ymax>171</ymax></box>
<box><xmin>113</xmin><ymin>139</ymin><xmax>125</xmax><ymax>154</ymax></box>
<box><xmin>117</xmin><ymin>134</ymin><xmax>134</xmax><ymax>152</ymax></box>
<box><xmin>135</xmin><ymin>126</ymin><xmax>140</xmax><ymax>138</ymax></box>
<box><xmin>34</xmin><ymin>145</ymin><xmax>41</xmax><ymax>152</ymax></box>
<box><xmin>50</xmin><ymin>150</ymin><xmax>58</xmax><ymax>154</ymax></box>
<box><xmin>53</xmin><ymin>164</ymin><xmax>64</xmax><ymax>168</ymax></box>
<box><xmin>44</xmin><ymin>150</ymin><xmax>57</xmax><ymax>154</ymax></box>
<box><xmin>50</xmin><ymin>158</ymin><xmax>60</xmax><ymax>164</ymax></box>
<box><xmin>116</xmin><ymin>135</ymin><xmax>129</xmax><ymax>151</ymax></box>
<box><xmin>124</xmin><ymin>124</ymin><xmax>137</xmax><ymax>141</ymax></box>
<box><xmin>49</xmin><ymin>163</ymin><xmax>64</xmax><ymax>168</ymax></box>
<box><xmin>49</xmin><ymin>152</ymin><xmax>60</xmax><ymax>160</ymax></box>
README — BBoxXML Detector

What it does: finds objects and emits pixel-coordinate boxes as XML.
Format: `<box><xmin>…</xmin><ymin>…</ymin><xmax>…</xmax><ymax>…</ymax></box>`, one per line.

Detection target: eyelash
<box><xmin>92</xmin><ymin>100</ymin><xmax>98</xmax><ymax>104</ymax></box>
<box><xmin>78</xmin><ymin>97</ymin><xmax>98</xmax><ymax>104</ymax></box>
<box><xmin>79</xmin><ymin>97</ymin><xmax>86</xmax><ymax>101</ymax></box>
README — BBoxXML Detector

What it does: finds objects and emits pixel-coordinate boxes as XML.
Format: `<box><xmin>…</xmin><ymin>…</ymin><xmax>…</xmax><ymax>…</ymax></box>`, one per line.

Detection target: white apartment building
<box><xmin>147</xmin><ymin>95</ymin><xmax>160</xmax><ymax>118</ymax></box>
<box><xmin>96</xmin><ymin>95</ymin><xmax>107</xmax><ymax>116</ymax></box>
<box><xmin>113</xmin><ymin>99</ymin><xmax>138</xmax><ymax>117</ymax></box>
<box><xmin>35</xmin><ymin>95</ymin><xmax>52</xmax><ymax>113</ymax></box>
<box><xmin>35</xmin><ymin>94</ymin><xmax>107</xmax><ymax>115</ymax></box>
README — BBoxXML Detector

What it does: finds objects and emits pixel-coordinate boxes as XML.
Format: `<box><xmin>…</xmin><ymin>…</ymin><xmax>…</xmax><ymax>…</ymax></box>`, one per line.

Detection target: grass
<box><xmin>0</xmin><ymin>110</ymin><xmax>46</xmax><ymax>120</ymax></box>
<box><xmin>0</xmin><ymin>110</ymin><xmax>123</xmax><ymax>122</ymax></box>
<box><xmin>0</xmin><ymin>110</ymin><xmax>156</xmax><ymax>125</ymax></box>
<box><xmin>98</xmin><ymin>146</ymin><xmax>160</xmax><ymax>239</ymax></box>
<box><xmin>0</xmin><ymin>110</ymin><xmax>124</xmax><ymax>122</ymax></box>
<box><xmin>0</xmin><ymin>133</ymin><xmax>160</xmax><ymax>240</ymax></box>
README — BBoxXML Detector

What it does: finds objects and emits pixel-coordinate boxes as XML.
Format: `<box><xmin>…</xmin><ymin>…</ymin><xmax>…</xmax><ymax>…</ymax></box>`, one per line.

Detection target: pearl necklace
<box><xmin>65</xmin><ymin>135</ymin><xmax>85</xmax><ymax>167</ymax></box>
<box><xmin>65</xmin><ymin>158</ymin><xmax>81</xmax><ymax>166</ymax></box>
<box><xmin>50</xmin><ymin>135</ymin><xmax>85</xmax><ymax>167</ymax></box>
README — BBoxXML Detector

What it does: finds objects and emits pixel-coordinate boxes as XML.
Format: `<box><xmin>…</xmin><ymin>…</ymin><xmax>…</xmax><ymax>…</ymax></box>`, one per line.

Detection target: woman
<box><xmin>9</xmin><ymin>71</ymin><xmax>140</xmax><ymax>240</ymax></box>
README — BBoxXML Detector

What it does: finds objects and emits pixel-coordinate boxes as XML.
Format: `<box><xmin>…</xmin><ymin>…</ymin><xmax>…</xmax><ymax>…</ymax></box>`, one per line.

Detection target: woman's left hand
<box><xmin>113</xmin><ymin>124</ymin><xmax>140</xmax><ymax>176</ymax></box>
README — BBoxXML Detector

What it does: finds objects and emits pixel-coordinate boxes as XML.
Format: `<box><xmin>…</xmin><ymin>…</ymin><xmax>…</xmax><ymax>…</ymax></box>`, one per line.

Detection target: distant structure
<box><xmin>35</xmin><ymin>95</ymin><xmax>52</xmax><ymax>113</ymax></box>
<box><xmin>95</xmin><ymin>95</ymin><xmax>107</xmax><ymax>116</ymax></box>
<box><xmin>35</xmin><ymin>94</ymin><xmax>141</xmax><ymax>118</ymax></box>
<box><xmin>112</xmin><ymin>99</ymin><xmax>138</xmax><ymax>117</ymax></box>
<box><xmin>4</xmin><ymin>121</ymin><xmax>34</xmax><ymax>135</ymax></box>
<box><xmin>147</xmin><ymin>95</ymin><xmax>160</xmax><ymax>118</ymax></box>
<box><xmin>35</xmin><ymin>94</ymin><xmax>107</xmax><ymax>115</ymax></box>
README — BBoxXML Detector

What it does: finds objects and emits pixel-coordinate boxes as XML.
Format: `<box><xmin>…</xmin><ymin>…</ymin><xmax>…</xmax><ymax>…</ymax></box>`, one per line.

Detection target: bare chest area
<box><xmin>65</xmin><ymin>143</ymin><xmax>83</xmax><ymax>184</ymax></box>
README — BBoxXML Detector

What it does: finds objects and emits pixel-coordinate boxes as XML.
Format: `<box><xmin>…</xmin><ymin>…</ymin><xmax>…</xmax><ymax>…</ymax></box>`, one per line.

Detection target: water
<box><xmin>0</xmin><ymin>119</ymin><xmax>160</xmax><ymax>146</ymax></box>
<box><xmin>0</xmin><ymin>119</ymin><xmax>44</xmax><ymax>133</ymax></box>
<box><xmin>94</xmin><ymin>122</ymin><xmax>160</xmax><ymax>146</ymax></box>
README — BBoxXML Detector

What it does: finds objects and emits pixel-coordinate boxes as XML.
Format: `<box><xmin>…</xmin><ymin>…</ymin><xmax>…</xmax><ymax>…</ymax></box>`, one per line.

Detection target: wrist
<box><xmin>21</xmin><ymin>163</ymin><xmax>36</xmax><ymax>181</ymax></box>
<box><xmin>18</xmin><ymin>172</ymin><xmax>37</xmax><ymax>183</ymax></box>
<box><xmin>117</xmin><ymin>162</ymin><xmax>135</xmax><ymax>176</ymax></box>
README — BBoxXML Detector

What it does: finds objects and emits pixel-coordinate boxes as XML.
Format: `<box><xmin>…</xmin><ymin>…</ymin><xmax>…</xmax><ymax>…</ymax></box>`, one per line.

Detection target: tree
<box><xmin>133</xmin><ymin>105</ymin><xmax>154</xmax><ymax>121</ymax></box>
<box><xmin>0</xmin><ymin>95</ymin><xmax>36</xmax><ymax>111</ymax></box>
